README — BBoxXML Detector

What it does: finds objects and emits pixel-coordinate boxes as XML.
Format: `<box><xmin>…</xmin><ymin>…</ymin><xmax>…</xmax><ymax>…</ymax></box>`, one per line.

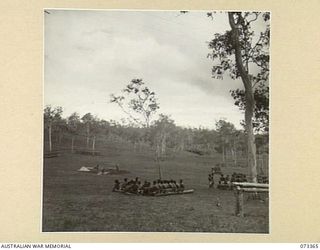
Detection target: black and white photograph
<box><xmin>43</xmin><ymin>10</ymin><xmax>270</xmax><ymax>233</ymax></box>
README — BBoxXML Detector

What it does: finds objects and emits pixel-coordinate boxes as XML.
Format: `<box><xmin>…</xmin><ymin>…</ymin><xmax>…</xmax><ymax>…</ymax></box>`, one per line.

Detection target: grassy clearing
<box><xmin>42</xmin><ymin>145</ymin><xmax>268</xmax><ymax>233</ymax></box>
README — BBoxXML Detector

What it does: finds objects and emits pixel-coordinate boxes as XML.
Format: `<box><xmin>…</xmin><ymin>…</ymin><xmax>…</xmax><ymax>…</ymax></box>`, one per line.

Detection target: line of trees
<box><xmin>43</xmin><ymin>105</ymin><xmax>268</xmax><ymax>161</ymax></box>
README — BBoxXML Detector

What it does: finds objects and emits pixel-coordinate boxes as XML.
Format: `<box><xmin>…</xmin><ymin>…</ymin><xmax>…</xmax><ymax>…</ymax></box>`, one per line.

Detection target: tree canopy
<box><xmin>110</xmin><ymin>79</ymin><xmax>160</xmax><ymax>128</ymax></box>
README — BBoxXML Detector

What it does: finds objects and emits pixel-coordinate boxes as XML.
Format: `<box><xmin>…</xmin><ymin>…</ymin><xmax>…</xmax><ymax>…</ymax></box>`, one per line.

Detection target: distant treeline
<box><xmin>43</xmin><ymin>106</ymin><xmax>268</xmax><ymax>159</ymax></box>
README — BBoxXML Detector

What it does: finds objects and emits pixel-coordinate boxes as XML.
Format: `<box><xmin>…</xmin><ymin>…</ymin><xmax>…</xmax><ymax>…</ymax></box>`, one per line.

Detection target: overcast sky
<box><xmin>44</xmin><ymin>10</ymin><xmax>261</xmax><ymax>129</ymax></box>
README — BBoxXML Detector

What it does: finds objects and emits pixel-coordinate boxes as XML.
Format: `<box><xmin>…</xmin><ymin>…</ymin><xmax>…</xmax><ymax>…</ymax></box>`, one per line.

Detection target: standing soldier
<box><xmin>208</xmin><ymin>173</ymin><xmax>214</xmax><ymax>188</ymax></box>
<box><xmin>112</xmin><ymin>180</ymin><xmax>120</xmax><ymax>191</ymax></box>
<box><xmin>178</xmin><ymin>179</ymin><xmax>185</xmax><ymax>192</ymax></box>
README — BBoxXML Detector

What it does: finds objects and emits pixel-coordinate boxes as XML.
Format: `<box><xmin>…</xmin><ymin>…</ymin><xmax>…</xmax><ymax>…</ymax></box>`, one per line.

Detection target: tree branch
<box><xmin>116</xmin><ymin>101</ymin><xmax>144</xmax><ymax>127</ymax></box>
<box><xmin>247</xmin><ymin>12</ymin><xmax>259</xmax><ymax>24</ymax></box>
<box><xmin>228</xmin><ymin>12</ymin><xmax>252</xmax><ymax>89</ymax></box>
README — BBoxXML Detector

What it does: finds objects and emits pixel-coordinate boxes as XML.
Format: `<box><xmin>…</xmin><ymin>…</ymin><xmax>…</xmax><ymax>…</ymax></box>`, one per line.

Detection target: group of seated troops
<box><xmin>216</xmin><ymin>174</ymin><xmax>235</xmax><ymax>190</ymax></box>
<box><xmin>112</xmin><ymin>177</ymin><xmax>185</xmax><ymax>195</ymax></box>
<box><xmin>231</xmin><ymin>173</ymin><xmax>248</xmax><ymax>183</ymax></box>
<box><xmin>257</xmin><ymin>175</ymin><xmax>269</xmax><ymax>184</ymax></box>
<box><xmin>207</xmin><ymin>166</ymin><xmax>223</xmax><ymax>188</ymax></box>
<box><xmin>208</xmin><ymin>171</ymin><xmax>249</xmax><ymax>190</ymax></box>
<box><xmin>219</xmin><ymin>173</ymin><xmax>249</xmax><ymax>189</ymax></box>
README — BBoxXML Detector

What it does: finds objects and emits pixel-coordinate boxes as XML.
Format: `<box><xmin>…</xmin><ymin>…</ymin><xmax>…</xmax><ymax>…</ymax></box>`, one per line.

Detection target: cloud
<box><xmin>44</xmin><ymin>10</ymin><xmax>245</xmax><ymax>128</ymax></box>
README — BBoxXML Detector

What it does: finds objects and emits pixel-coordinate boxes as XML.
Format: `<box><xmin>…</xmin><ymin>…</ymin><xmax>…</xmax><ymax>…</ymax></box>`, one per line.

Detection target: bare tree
<box><xmin>110</xmin><ymin>79</ymin><xmax>160</xmax><ymax>128</ymax></box>
<box><xmin>150</xmin><ymin>114</ymin><xmax>176</xmax><ymax>179</ymax></box>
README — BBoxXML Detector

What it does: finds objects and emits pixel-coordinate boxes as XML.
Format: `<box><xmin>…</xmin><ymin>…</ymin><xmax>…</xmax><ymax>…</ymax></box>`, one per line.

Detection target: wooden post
<box><xmin>235</xmin><ymin>186</ymin><xmax>244</xmax><ymax>217</ymax></box>
<box><xmin>233</xmin><ymin>182</ymin><xmax>269</xmax><ymax>216</ymax></box>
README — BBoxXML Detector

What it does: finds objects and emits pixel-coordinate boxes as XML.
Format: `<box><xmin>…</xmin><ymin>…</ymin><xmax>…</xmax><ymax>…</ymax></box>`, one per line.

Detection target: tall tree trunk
<box><xmin>92</xmin><ymin>135</ymin><xmax>96</xmax><ymax>155</ymax></box>
<box><xmin>155</xmin><ymin>145</ymin><xmax>162</xmax><ymax>180</ymax></box>
<box><xmin>86</xmin><ymin>123</ymin><xmax>90</xmax><ymax>149</ymax></box>
<box><xmin>245</xmin><ymin>102</ymin><xmax>257</xmax><ymax>182</ymax></box>
<box><xmin>222</xmin><ymin>145</ymin><xmax>225</xmax><ymax>163</ymax></box>
<box><xmin>158</xmin><ymin>158</ymin><xmax>162</xmax><ymax>180</ymax></box>
<box><xmin>48</xmin><ymin>123</ymin><xmax>52</xmax><ymax>152</ymax></box>
<box><xmin>155</xmin><ymin>136</ymin><xmax>162</xmax><ymax>179</ymax></box>
<box><xmin>231</xmin><ymin>147</ymin><xmax>235</xmax><ymax>164</ymax></box>
<box><xmin>71</xmin><ymin>136</ymin><xmax>74</xmax><ymax>153</ymax></box>
<box><xmin>181</xmin><ymin>140</ymin><xmax>185</xmax><ymax>151</ymax></box>
<box><xmin>161</xmin><ymin>133</ymin><xmax>166</xmax><ymax>155</ymax></box>
<box><xmin>233</xmin><ymin>140</ymin><xmax>237</xmax><ymax>166</ymax></box>
<box><xmin>229</xmin><ymin>12</ymin><xmax>257</xmax><ymax>182</ymax></box>
<box><xmin>58</xmin><ymin>130</ymin><xmax>63</xmax><ymax>145</ymax></box>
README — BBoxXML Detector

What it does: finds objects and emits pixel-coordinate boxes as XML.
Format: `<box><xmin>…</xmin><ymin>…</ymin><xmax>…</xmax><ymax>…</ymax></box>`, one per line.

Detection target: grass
<box><xmin>42</xmin><ymin>143</ymin><xmax>269</xmax><ymax>233</ymax></box>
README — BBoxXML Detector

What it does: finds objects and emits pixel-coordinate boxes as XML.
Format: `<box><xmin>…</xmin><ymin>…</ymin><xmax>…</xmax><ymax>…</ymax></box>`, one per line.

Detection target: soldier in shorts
<box><xmin>178</xmin><ymin>179</ymin><xmax>185</xmax><ymax>192</ymax></box>
<box><xmin>112</xmin><ymin>179</ymin><xmax>120</xmax><ymax>191</ymax></box>
<box><xmin>120</xmin><ymin>178</ymin><xmax>128</xmax><ymax>190</ymax></box>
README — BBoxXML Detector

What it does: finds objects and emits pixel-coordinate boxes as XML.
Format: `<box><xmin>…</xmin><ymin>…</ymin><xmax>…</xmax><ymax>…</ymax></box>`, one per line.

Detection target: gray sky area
<box><xmin>44</xmin><ymin>10</ymin><xmax>264</xmax><ymax>129</ymax></box>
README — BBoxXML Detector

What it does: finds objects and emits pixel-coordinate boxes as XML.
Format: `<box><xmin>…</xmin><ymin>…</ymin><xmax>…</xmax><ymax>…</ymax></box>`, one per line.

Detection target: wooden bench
<box><xmin>232</xmin><ymin>182</ymin><xmax>269</xmax><ymax>217</ymax></box>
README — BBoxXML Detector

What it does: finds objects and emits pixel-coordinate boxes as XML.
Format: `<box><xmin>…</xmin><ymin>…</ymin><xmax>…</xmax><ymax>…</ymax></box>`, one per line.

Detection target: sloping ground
<box><xmin>42</xmin><ymin>146</ymin><xmax>269</xmax><ymax>232</ymax></box>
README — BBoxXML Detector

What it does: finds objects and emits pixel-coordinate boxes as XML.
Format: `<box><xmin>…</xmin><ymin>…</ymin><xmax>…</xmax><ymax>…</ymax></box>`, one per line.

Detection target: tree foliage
<box><xmin>215</xmin><ymin>119</ymin><xmax>237</xmax><ymax>152</ymax></box>
<box><xmin>208</xmin><ymin>12</ymin><xmax>270</xmax><ymax>82</ymax></box>
<box><xmin>81</xmin><ymin>113</ymin><xmax>94</xmax><ymax>126</ymax></box>
<box><xmin>110</xmin><ymin>79</ymin><xmax>160</xmax><ymax>128</ymax></box>
<box><xmin>150</xmin><ymin>114</ymin><xmax>176</xmax><ymax>156</ymax></box>
<box><xmin>67</xmin><ymin>112</ymin><xmax>80</xmax><ymax>135</ymax></box>
<box><xmin>230</xmin><ymin>83</ymin><xmax>269</xmax><ymax>133</ymax></box>
<box><xmin>207</xmin><ymin>12</ymin><xmax>270</xmax><ymax>134</ymax></box>
<box><xmin>44</xmin><ymin>105</ymin><xmax>63</xmax><ymax>126</ymax></box>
